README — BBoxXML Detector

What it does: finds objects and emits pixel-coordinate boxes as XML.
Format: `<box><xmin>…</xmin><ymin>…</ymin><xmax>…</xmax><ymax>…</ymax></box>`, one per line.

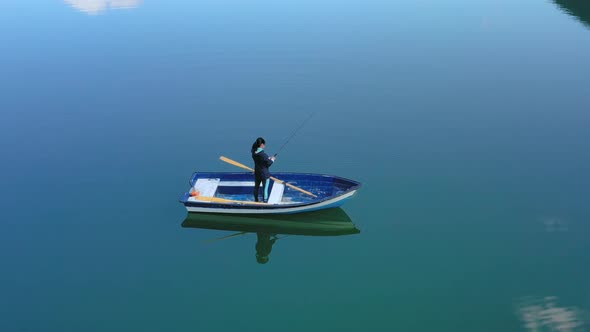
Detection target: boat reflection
<box><xmin>181</xmin><ymin>208</ymin><xmax>360</xmax><ymax>264</ymax></box>
<box><xmin>554</xmin><ymin>0</ymin><xmax>590</xmax><ymax>29</ymax></box>
<box><xmin>64</xmin><ymin>0</ymin><xmax>142</xmax><ymax>15</ymax></box>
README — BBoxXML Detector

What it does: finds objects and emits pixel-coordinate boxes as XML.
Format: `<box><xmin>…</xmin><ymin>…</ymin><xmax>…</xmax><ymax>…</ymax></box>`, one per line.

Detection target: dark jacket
<box><xmin>252</xmin><ymin>148</ymin><xmax>274</xmax><ymax>180</ymax></box>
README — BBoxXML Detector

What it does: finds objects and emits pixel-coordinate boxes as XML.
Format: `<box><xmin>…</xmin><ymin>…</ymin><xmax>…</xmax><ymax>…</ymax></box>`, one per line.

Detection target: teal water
<box><xmin>1</xmin><ymin>0</ymin><xmax>589</xmax><ymax>331</ymax></box>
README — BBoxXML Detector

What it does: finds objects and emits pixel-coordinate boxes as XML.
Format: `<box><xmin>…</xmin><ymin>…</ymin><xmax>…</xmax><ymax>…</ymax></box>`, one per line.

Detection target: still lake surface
<box><xmin>1</xmin><ymin>0</ymin><xmax>589</xmax><ymax>331</ymax></box>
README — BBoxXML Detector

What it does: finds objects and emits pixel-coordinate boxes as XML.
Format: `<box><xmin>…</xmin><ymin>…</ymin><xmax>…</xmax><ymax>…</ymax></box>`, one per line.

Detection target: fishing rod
<box><xmin>274</xmin><ymin>111</ymin><xmax>316</xmax><ymax>157</ymax></box>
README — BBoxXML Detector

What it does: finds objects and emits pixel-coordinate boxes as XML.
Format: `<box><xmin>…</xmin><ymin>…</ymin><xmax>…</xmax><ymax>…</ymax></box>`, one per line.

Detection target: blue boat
<box><xmin>179</xmin><ymin>171</ymin><xmax>361</xmax><ymax>214</ymax></box>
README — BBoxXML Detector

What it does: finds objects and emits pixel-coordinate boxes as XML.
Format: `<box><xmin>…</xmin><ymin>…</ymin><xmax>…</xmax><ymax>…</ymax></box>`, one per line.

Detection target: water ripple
<box><xmin>516</xmin><ymin>296</ymin><xmax>587</xmax><ymax>331</ymax></box>
<box><xmin>64</xmin><ymin>0</ymin><xmax>142</xmax><ymax>15</ymax></box>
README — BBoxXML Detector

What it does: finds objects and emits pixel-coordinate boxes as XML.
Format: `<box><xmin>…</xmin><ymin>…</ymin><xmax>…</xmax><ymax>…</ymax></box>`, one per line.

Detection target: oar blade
<box><xmin>220</xmin><ymin>156</ymin><xmax>254</xmax><ymax>172</ymax></box>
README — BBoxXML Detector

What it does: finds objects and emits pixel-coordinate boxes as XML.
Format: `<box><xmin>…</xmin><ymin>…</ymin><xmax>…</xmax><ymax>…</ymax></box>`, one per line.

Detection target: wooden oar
<box><xmin>219</xmin><ymin>156</ymin><xmax>317</xmax><ymax>198</ymax></box>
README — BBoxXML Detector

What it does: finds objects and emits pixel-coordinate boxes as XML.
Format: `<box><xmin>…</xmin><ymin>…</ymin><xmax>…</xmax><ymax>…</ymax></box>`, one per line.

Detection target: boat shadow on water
<box><xmin>181</xmin><ymin>208</ymin><xmax>360</xmax><ymax>264</ymax></box>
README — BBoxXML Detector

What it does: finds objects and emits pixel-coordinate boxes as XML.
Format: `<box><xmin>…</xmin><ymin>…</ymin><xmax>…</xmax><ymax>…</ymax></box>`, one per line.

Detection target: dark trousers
<box><xmin>254</xmin><ymin>177</ymin><xmax>269</xmax><ymax>202</ymax></box>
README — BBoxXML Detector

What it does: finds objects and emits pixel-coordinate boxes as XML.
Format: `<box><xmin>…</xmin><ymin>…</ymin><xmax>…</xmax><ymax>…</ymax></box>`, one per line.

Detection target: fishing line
<box><xmin>274</xmin><ymin>111</ymin><xmax>316</xmax><ymax>156</ymax></box>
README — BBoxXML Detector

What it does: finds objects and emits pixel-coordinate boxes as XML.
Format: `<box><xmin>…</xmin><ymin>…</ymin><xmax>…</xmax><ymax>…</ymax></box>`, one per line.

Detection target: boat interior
<box><xmin>187</xmin><ymin>178</ymin><xmax>294</xmax><ymax>204</ymax></box>
<box><xmin>185</xmin><ymin>173</ymin><xmax>357</xmax><ymax>204</ymax></box>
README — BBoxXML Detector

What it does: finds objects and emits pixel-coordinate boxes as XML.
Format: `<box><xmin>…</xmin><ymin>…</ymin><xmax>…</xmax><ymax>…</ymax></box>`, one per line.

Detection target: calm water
<box><xmin>1</xmin><ymin>0</ymin><xmax>589</xmax><ymax>331</ymax></box>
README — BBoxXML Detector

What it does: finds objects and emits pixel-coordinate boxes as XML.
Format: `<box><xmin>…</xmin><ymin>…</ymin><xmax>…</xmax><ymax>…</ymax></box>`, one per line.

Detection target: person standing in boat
<box><xmin>251</xmin><ymin>137</ymin><xmax>276</xmax><ymax>202</ymax></box>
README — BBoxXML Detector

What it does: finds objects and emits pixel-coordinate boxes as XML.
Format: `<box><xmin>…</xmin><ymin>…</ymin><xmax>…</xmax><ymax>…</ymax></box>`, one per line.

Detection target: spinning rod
<box><xmin>274</xmin><ymin>112</ymin><xmax>316</xmax><ymax>157</ymax></box>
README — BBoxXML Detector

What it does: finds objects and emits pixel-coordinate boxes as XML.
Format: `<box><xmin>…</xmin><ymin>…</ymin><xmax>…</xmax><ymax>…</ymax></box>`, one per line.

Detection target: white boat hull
<box><xmin>185</xmin><ymin>190</ymin><xmax>357</xmax><ymax>214</ymax></box>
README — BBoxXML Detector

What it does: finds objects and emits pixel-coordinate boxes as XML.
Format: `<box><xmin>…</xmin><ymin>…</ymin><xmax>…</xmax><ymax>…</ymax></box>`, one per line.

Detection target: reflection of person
<box><xmin>255</xmin><ymin>233</ymin><xmax>277</xmax><ymax>264</ymax></box>
<box><xmin>251</xmin><ymin>137</ymin><xmax>276</xmax><ymax>202</ymax></box>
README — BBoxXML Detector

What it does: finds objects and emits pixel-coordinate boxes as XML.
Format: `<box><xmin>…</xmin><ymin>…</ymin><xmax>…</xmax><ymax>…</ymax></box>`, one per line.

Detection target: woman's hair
<box><xmin>251</xmin><ymin>137</ymin><xmax>266</xmax><ymax>153</ymax></box>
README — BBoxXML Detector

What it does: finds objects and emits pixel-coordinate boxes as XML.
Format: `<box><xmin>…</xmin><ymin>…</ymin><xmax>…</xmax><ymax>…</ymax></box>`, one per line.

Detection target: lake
<box><xmin>1</xmin><ymin>0</ymin><xmax>589</xmax><ymax>331</ymax></box>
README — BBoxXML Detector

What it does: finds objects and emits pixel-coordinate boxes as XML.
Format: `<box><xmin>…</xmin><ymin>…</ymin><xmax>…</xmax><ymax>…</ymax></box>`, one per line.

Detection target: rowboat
<box><xmin>179</xmin><ymin>171</ymin><xmax>361</xmax><ymax>214</ymax></box>
<box><xmin>181</xmin><ymin>208</ymin><xmax>360</xmax><ymax>236</ymax></box>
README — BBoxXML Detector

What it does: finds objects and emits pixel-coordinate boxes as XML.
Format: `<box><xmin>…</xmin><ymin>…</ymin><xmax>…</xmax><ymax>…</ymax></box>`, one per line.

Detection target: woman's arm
<box><xmin>261</xmin><ymin>152</ymin><xmax>275</xmax><ymax>167</ymax></box>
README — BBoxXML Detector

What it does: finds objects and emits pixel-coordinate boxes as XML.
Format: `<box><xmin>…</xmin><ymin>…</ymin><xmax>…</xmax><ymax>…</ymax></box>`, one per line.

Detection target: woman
<box><xmin>251</xmin><ymin>137</ymin><xmax>276</xmax><ymax>202</ymax></box>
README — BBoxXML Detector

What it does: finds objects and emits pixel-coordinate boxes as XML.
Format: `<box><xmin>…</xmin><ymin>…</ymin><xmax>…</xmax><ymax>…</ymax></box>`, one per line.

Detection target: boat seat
<box><xmin>193</xmin><ymin>178</ymin><xmax>220</xmax><ymax>197</ymax></box>
<box><xmin>268</xmin><ymin>182</ymin><xmax>284</xmax><ymax>204</ymax></box>
<box><xmin>218</xmin><ymin>181</ymin><xmax>255</xmax><ymax>187</ymax></box>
